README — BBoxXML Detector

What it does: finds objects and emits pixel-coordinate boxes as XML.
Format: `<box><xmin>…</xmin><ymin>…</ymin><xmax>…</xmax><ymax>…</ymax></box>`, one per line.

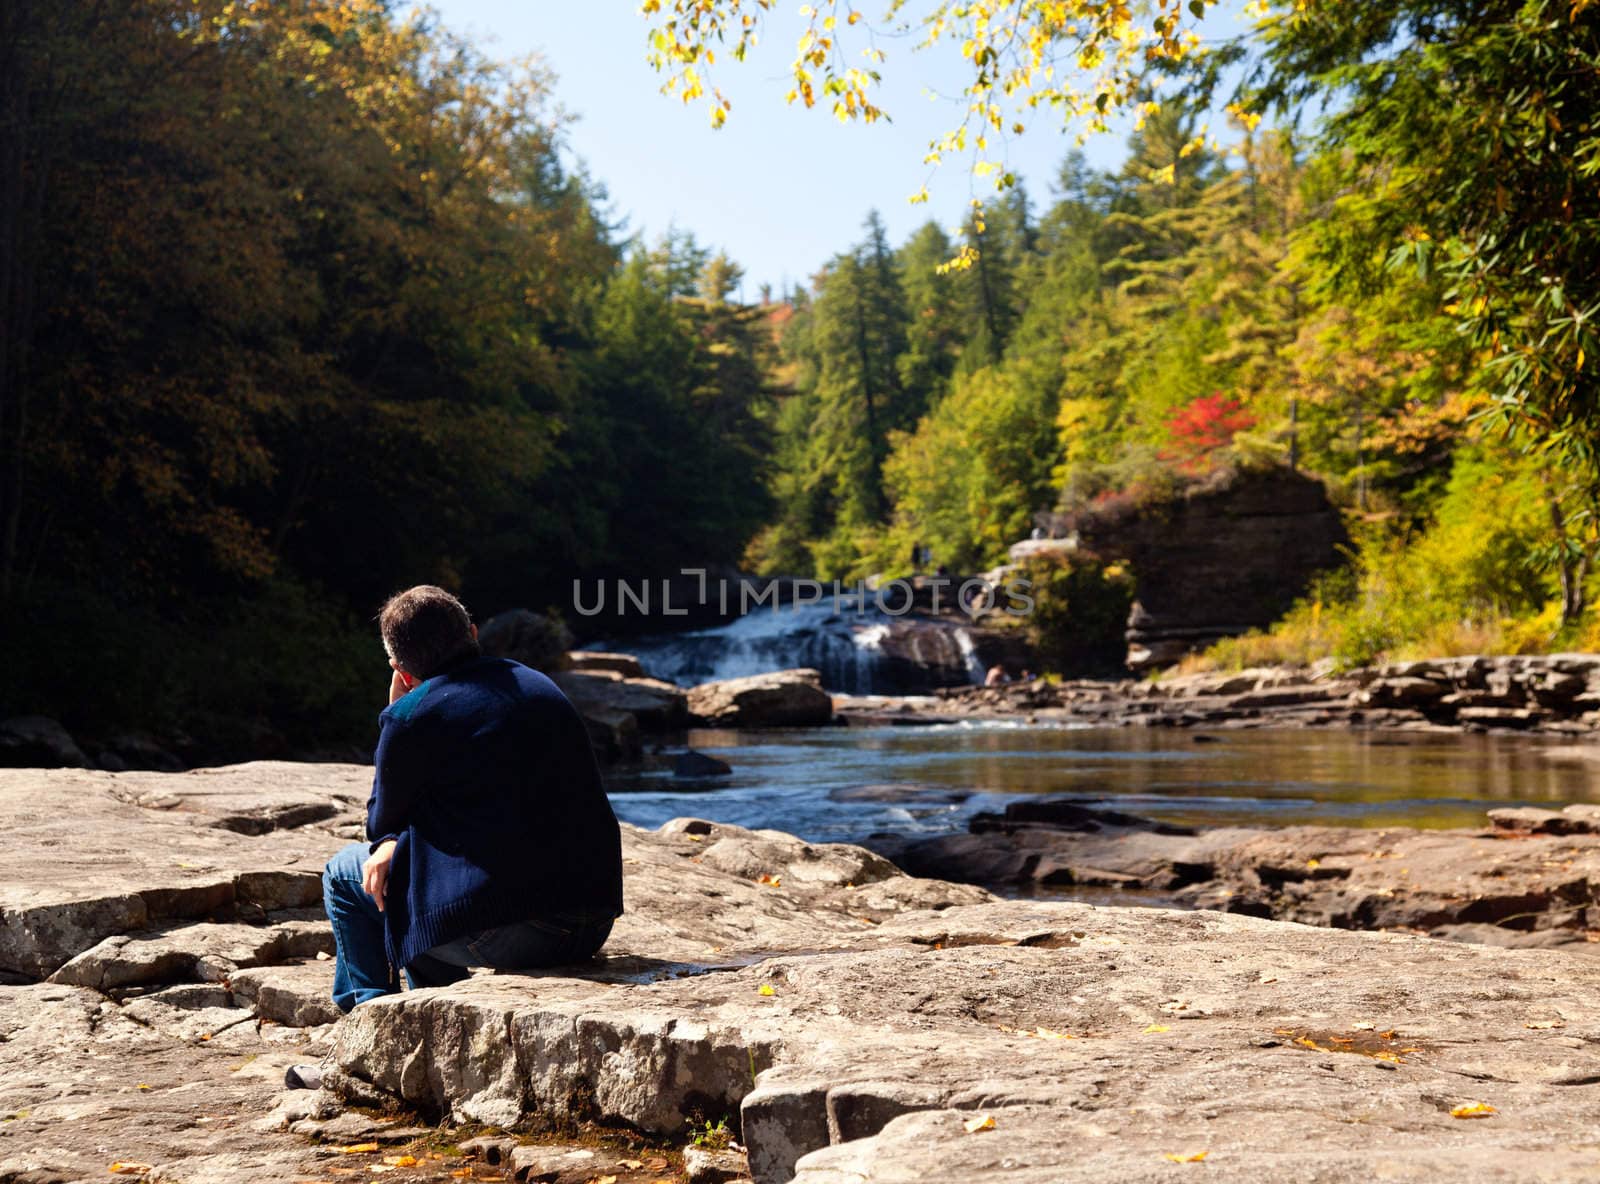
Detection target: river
<box><xmin>603</xmin><ymin>720</ymin><xmax>1600</xmax><ymax>845</ymax></box>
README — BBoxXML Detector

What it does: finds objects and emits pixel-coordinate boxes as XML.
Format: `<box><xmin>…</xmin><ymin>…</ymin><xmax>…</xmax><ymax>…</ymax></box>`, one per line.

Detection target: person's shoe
<box><xmin>284</xmin><ymin>1064</ymin><xmax>324</xmax><ymax>1090</ymax></box>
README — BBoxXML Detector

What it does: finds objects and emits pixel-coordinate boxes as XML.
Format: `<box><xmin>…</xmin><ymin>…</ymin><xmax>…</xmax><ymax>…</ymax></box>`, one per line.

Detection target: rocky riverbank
<box><xmin>870</xmin><ymin>798</ymin><xmax>1600</xmax><ymax>949</ymax></box>
<box><xmin>838</xmin><ymin>653</ymin><xmax>1600</xmax><ymax>737</ymax></box>
<box><xmin>6</xmin><ymin>763</ymin><xmax>1600</xmax><ymax>1182</ymax></box>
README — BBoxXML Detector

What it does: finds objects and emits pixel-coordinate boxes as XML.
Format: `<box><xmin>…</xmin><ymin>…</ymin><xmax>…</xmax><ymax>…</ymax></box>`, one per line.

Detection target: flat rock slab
<box><xmin>333</xmin><ymin>900</ymin><xmax>1600</xmax><ymax>1182</ymax></box>
<box><xmin>0</xmin><ymin>982</ymin><xmax>342</xmax><ymax>1183</ymax></box>
<box><xmin>0</xmin><ymin>764</ymin><xmax>366</xmax><ymax>978</ymax></box>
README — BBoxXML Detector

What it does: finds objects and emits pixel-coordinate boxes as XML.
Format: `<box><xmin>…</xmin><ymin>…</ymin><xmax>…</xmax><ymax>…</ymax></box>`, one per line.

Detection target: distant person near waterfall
<box><xmin>321</xmin><ymin>586</ymin><xmax>623</xmax><ymax>1014</ymax></box>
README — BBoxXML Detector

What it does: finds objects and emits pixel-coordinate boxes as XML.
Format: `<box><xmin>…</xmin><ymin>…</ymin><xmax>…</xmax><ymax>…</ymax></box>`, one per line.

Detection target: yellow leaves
<box><xmin>1450</xmin><ymin>1102</ymin><xmax>1497</xmax><ymax>1119</ymax></box>
<box><xmin>935</xmin><ymin>243</ymin><xmax>980</xmax><ymax>275</ymax></box>
<box><xmin>337</xmin><ymin>1143</ymin><xmax>381</xmax><ymax>1155</ymax></box>
<box><xmin>996</xmin><ymin>1024</ymin><xmax>1076</xmax><ymax>1040</ymax></box>
<box><xmin>383</xmin><ymin>1156</ymin><xmax>419</xmax><ymax>1167</ymax></box>
<box><xmin>758</xmin><ymin>983</ymin><xmax>776</xmax><ymax>996</ymax></box>
<box><xmin>757</xmin><ymin>873</ymin><xmax>782</xmax><ymax>887</ymax></box>
<box><xmin>109</xmin><ymin>1165</ymin><xmax>154</xmax><ymax>1176</ymax></box>
<box><xmin>639</xmin><ymin>0</ymin><xmax>1209</xmax><ymax>195</ymax></box>
<box><xmin>1164</xmin><ymin>1150</ymin><xmax>1209</xmax><ymax>1163</ymax></box>
<box><xmin>1305</xmin><ymin>858</ymin><xmax>1321</xmax><ymax>871</ymax></box>
<box><xmin>1142</xmin><ymin>1024</ymin><xmax>1171</xmax><ymax>1034</ymax></box>
<box><xmin>963</xmin><ymin>1113</ymin><xmax>996</xmax><ymax>1133</ymax></box>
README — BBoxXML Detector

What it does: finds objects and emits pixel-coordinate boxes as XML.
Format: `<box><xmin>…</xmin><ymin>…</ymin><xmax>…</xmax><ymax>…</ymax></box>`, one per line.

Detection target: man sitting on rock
<box><xmin>321</xmin><ymin>585</ymin><xmax>623</xmax><ymax>1012</ymax></box>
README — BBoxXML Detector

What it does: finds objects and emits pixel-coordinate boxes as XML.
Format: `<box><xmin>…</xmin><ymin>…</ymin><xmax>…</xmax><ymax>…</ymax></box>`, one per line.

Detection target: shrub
<box><xmin>1019</xmin><ymin>552</ymin><xmax>1135</xmax><ymax>676</ymax></box>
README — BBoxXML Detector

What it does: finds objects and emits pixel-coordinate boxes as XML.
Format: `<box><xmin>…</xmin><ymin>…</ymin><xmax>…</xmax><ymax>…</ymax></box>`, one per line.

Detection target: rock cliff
<box><xmin>1064</xmin><ymin>466</ymin><xmax>1347</xmax><ymax>670</ymax></box>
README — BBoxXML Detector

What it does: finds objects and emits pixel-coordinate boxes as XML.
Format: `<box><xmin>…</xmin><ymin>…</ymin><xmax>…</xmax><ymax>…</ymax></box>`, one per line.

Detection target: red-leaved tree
<box><xmin>1162</xmin><ymin>392</ymin><xmax>1255</xmax><ymax>471</ymax></box>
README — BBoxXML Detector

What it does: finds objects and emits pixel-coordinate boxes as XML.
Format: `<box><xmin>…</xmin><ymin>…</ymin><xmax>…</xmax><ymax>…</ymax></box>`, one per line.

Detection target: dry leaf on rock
<box><xmin>758</xmin><ymin>983</ymin><xmax>776</xmax><ymax>996</ymax></box>
<box><xmin>383</xmin><ymin>1156</ymin><xmax>418</xmax><ymax>1167</ymax></box>
<box><xmin>1143</xmin><ymin>1024</ymin><xmax>1171</xmax><ymax>1034</ymax></box>
<box><xmin>338</xmin><ymin>1143</ymin><xmax>381</xmax><ymax>1155</ymax></box>
<box><xmin>1450</xmin><ymin>1102</ymin><xmax>1496</xmax><ymax>1119</ymax></box>
<box><xmin>1164</xmin><ymin>1150</ymin><xmax>1209</xmax><ymax>1163</ymax></box>
<box><xmin>109</xmin><ymin>1164</ymin><xmax>153</xmax><ymax>1176</ymax></box>
<box><xmin>964</xmin><ymin>1114</ymin><xmax>996</xmax><ymax>1133</ymax></box>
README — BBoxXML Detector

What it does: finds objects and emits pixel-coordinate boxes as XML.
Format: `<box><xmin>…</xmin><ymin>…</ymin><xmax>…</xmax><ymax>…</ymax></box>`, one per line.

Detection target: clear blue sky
<box><xmin>422</xmin><ymin>2</ymin><xmax>1254</xmax><ymax>297</ymax></box>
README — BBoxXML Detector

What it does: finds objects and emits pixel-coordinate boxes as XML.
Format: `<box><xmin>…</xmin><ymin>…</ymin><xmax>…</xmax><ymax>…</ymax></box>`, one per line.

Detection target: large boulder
<box><xmin>0</xmin><ymin>715</ymin><xmax>89</xmax><ymax>768</ymax></box>
<box><xmin>552</xmin><ymin>670</ymin><xmax>688</xmax><ymax>731</ymax></box>
<box><xmin>478</xmin><ymin>609</ymin><xmax>573</xmax><ymax>675</ymax></box>
<box><xmin>687</xmin><ymin>668</ymin><xmax>835</xmax><ymax>727</ymax></box>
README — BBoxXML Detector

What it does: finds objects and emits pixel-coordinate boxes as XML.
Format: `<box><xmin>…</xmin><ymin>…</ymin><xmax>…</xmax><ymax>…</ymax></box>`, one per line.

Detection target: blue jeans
<box><xmin>321</xmin><ymin>842</ymin><xmax>615</xmax><ymax>1013</ymax></box>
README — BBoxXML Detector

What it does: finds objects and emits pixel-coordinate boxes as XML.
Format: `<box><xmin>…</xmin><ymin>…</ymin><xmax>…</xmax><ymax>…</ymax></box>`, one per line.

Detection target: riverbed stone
<box><xmin>568</xmin><ymin>650</ymin><xmax>649</xmax><ymax>679</ymax></box>
<box><xmin>688</xmin><ymin>669</ymin><xmax>835</xmax><ymax>727</ymax></box>
<box><xmin>0</xmin><ymin>764</ymin><xmax>361</xmax><ymax>978</ymax></box>
<box><xmin>330</xmin><ymin>899</ymin><xmax>1600</xmax><ymax>1182</ymax></box>
<box><xmin>14</xmin><ymin>760</ymin><xmax>1600</xmax><ymax>1183</ymax></box>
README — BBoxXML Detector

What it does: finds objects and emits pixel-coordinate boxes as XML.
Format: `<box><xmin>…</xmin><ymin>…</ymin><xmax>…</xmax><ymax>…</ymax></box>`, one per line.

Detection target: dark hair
<box><xmin>379</xmin><ymin>585</ymin><xmax>480</xmax><ymax>680</ymax></box>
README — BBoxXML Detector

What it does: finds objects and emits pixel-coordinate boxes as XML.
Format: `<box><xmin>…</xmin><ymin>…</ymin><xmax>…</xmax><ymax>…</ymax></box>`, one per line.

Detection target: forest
<box><xmin>3</xmin><ymin>0</ymin><xmax>1597</xmax><ymax>754</ymax></box>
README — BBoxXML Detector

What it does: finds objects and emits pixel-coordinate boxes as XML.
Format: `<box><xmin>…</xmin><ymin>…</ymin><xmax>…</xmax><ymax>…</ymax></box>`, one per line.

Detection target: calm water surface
<box><xmin>603</xmin><ymin>722</ymin><xmax>1600</xmax><ymax>845</ymax></box>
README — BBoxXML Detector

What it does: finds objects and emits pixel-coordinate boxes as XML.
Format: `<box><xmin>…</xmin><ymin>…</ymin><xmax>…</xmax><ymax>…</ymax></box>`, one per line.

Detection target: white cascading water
<box><xmin>953</xmin><ymin>627</ymin><xmax>987</xmax><ymax>683</ymax></box>
<box><xmin>608</xmin><ymin>602</ymin><xmax>969</xmax><ymax>693</ymax></box>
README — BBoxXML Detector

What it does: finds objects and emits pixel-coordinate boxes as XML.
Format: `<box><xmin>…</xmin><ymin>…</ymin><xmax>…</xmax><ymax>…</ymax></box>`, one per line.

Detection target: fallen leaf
<box><xmin>964</xmin><ymin>1114</ymin><xmax>996</xmax><ymax>1133</ymax></box>
<box><xmin>382</xmin><ymin>1156</ymin><xmax>418</xmax><ymax>1167</ymax></box>
<box><xmin>1164</xmin><ymin>1149</ymin><xmax>1209</xmax><ymax>1163</ymax></box>
<box><xmin>758</xmin><ymin>984</ymin><xmax>776</xmax><ymax>996</ymax></box>
<box><xmin>1373</xmin><ymin>1051</ymin><xmax>1404</xmax><ymax>1064</ymax></box>
<box><xmin>136</xmin><ymin>1083</ymin><xmax>152</xmax><ymax>1091</ymax></box>
<box><xmin>109</xmin><ymin>1164</ymin><xmax>154</xmax><ymax>1176</ymax></box>
<box><xmin>758</xmin><ymin>874</ymin><xmax>782</xmax><ymax>887</ymax></box>
<box><xmin>1526</xmin><ymin>1019</ymin><xmax>1565</xmax><ymax>1029</ymax></box>
<box><xmin>1143</xmin><ymin>1024</ymin><xmax>1171</xmax><ymax>1034</ymax></box>
<box><xmin>642</xmin><ymin>1157</ymin><xmax>670</xmax><ymax>1171</ymax></box>
<box><xmin>1306</xmin><ymin>859</ymin><xmax>1321</xmax><ymax>870</ymax></box>
<box><xmin>338</xmin><ymin>1144</ymin><xmax>381</xmax><ymax>1155</ymax></box>
<box><xmin>1451</xmin><ymin>1102</ymin><xmax>1496</xmax><ymax>1119</ymax></box>
<box><xmin>1033</xmin><ymin>1027</ymin><xmax>1074</xmax><ymax>1040</ymax></box>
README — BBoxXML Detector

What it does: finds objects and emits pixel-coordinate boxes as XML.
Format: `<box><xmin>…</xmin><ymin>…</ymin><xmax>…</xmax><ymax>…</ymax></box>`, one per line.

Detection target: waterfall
<box><xmin>606</xmin><ymin>602</ymin><xmax>978</xmax><ymax>694</ymax></box>
<box><xmin>954</xmin><ymin>627</ymin><xmax>987</xmax><ymax>683</ymax></box>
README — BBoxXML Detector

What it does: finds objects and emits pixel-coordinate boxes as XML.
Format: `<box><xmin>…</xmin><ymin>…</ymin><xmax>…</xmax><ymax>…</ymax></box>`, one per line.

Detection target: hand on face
<box><xmin>388</xmin><ymin>658</ymin><xmax>415</xmax><ymax>705</ymax></box>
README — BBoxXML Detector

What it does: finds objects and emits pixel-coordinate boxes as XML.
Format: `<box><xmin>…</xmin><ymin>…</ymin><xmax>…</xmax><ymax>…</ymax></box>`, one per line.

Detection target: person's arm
<box><xmin>366</xmin><ymin>714</ymin><xmax>427</xmax><ymax>843</ymax></box>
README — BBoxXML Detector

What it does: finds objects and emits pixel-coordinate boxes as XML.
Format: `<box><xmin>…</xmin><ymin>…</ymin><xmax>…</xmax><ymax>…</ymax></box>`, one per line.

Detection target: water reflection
<box><xmin>603</xmin><ymin>723</ymin><xmax>1600</xmax><ymax>844</ymax></box>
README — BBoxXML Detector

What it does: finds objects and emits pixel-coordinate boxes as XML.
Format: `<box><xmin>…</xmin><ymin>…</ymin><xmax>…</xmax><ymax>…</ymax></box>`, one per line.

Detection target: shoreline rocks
<box><xmin>10</xmin><ymin>762</ymin><xmax>1600</xmax><ymax>1182</ymax></box>
<box><xmin>870</xmin><ymin>798</ymin><xmax>1600</xmax><ymax>950</ymax></box>
<box><xmin>837</xmin><ymin>653</ymin><xmax>1600</xmax><ymax>738</ymax></box>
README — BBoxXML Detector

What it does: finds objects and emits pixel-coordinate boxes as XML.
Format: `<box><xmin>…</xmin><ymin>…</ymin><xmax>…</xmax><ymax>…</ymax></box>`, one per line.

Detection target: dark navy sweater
<box><xmin>366</xmin><ymin>656</ymin><xmax>623</xmax><ymax>968</ymax></box>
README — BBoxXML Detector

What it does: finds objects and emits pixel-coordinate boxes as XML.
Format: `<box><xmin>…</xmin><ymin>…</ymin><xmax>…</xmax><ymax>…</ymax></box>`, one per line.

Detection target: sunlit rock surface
<box><xmin>4</xmin><ymin>763</ymin><xmax>1600</xmax><ymax>1183</ymax></box>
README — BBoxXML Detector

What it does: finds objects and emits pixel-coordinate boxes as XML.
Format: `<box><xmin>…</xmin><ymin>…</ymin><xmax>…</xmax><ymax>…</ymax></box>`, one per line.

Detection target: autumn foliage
<box><xmin>1161</xmin><ymin>393</ymin><xmax>1256</xmax><ymax>471</ymax></box>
